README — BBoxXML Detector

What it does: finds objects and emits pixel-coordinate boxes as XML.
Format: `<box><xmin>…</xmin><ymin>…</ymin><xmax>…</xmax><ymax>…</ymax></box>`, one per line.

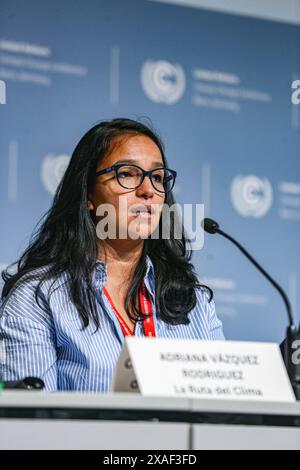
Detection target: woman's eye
<box><xmin>119</xmin><ymin>171</ymin><xmax>132</xmax><ymax>178</ymax></box>
<box><xmin>153</xmin><ymin>174</ymin><xmax>163</xmax><ymax>182</ymax></box>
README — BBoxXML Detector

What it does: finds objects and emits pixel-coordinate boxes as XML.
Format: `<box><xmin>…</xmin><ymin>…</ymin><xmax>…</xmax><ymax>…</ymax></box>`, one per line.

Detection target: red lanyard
<box><xmin>103</xmin><ymin>283</ymin><xmax>156</xmax><ymax>338</ymax></box>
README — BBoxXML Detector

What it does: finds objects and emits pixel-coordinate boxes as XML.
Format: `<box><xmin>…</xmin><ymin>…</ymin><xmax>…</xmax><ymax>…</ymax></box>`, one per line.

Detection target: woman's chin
<box><xmin>126</xmin><ymin>225</ymin><xmax>154</xmax><ymax>241</ymax></box>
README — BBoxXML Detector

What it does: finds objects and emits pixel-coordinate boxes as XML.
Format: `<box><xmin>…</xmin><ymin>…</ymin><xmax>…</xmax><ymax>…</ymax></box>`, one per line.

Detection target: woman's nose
<box><xmin>135</xmin><ymin>175</ymin><xmax>154</xmax><ymax>198</ymax></box>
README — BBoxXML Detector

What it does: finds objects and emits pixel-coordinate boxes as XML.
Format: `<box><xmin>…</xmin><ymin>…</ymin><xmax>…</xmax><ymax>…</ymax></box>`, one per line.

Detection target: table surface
<box><xmin>1</xmin><ymin>390</ymin><xmax>300</xmax><ymax>412</ymax></box>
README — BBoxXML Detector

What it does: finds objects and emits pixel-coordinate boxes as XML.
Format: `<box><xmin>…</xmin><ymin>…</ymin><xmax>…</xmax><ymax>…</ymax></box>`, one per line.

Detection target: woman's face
<box><xmin>88</xmin><ymin>133</ymin><xmax>165</xmax><ymax>243</ymax></box>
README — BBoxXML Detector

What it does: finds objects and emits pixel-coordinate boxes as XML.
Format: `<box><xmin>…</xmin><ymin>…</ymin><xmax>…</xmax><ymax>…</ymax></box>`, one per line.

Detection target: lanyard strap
<box><xmin>103</xmin><ymin>283</ymin><xmax>156</xmax><ymax>337</ymax></box>
<box><xmin>139</xmin><ymin>282</ymin><xmax>155</xmax><ymax>337</ymax></box>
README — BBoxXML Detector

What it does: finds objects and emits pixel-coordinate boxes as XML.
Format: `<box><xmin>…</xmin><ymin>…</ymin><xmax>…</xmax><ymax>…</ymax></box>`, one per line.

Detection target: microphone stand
<box><xmin>203</xmin><ymin>218</ymin><xmax>300</xmax><ymax>400</ymax></box>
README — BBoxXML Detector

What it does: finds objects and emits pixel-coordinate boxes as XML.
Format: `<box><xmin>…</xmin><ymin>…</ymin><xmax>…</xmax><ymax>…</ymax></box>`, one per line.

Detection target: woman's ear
<box><xmin>87</xmin><ymin>199</ymin><xmax>95</xmax><ymax>211</ymax></box>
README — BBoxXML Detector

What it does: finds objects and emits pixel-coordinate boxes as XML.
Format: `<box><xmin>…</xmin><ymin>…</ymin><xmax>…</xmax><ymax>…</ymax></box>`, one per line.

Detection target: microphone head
<box><xmin>202</xmin><ymin>218</ymin><xmax>220</xmax><ymax>234</ymax></box>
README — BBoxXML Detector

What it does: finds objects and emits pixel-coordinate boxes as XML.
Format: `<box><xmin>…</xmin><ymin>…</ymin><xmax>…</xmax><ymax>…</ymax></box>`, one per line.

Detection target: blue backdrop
<box><xmin>1</xmin><ymin>0</ymin><xmax>299</xmax><ymax>342</ymax></box>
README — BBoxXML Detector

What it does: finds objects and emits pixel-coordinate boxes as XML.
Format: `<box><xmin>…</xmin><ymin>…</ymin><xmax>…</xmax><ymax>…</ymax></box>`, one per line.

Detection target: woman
<box><xmin>0</xmin><ymin>118</ymin><xmax>224</xmax><ymax>392</ymax></box>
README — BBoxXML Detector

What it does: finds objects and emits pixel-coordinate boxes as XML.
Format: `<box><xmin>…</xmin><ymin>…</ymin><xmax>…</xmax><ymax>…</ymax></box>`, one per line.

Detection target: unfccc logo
<box><xmin>41</xmin><ymin>154</ymin><xmax>71</xmax><ymax>195</ymax></box>
<box><xmin>141</xmin><ymin>60</ymin><xmax>186</xmax><ymax>104</ymax></box>
<box><xmin>230</xmin><ymin>175</ymin><xmax>273</xmax><ymax>218</ymax></box>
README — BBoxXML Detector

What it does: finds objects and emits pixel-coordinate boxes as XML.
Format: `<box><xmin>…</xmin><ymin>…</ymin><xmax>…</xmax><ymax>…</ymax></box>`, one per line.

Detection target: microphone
<box><xmin>202</xmin><ymin>217</ymin><xmax>300</xmax><ymax>399</ymax></box>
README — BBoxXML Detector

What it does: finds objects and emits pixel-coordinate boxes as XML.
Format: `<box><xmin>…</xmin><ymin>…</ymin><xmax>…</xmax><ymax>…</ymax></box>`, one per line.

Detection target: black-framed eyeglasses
<box><xmin>95</xmin><ymin>163</ymin><xmax>177</xmax><ymax>194</ymax></box>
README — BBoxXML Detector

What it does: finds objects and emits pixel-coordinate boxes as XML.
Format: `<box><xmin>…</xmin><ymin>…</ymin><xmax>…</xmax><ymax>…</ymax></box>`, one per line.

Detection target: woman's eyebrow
<box><xmin>114</xmin><ymin>158</ymin><xmax>164</xmax><ymax>167</ymax></box>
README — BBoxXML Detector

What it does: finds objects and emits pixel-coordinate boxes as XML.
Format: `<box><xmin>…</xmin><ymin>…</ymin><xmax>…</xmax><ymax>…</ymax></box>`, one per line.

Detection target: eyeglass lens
<box><xmin>116</xmin><ymin>165</ymin><xmax>174</xmax><ymax>193</ymax></box>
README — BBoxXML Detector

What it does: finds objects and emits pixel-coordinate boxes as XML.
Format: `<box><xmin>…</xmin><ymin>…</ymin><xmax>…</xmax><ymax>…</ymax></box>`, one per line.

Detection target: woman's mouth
<box><xmin>129</xmin><ymin>204</ymin><xmax>155</xmax><ymax>217</ymax></box>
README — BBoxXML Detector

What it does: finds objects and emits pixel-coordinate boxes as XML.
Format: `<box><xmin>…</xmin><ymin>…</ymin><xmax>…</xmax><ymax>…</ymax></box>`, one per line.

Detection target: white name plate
<box><xmin>111</xmin><ymin>338</ymin><xmax>295</xmax><ymax>402</ymax></box>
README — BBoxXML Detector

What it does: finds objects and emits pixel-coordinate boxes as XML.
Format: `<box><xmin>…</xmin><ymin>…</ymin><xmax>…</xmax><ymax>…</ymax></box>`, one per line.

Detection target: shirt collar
<box><xmin>92</xmin><ymin>255</ymin><xmax>155</xmax><ymax>296</ymax></box>
<box><xmin>144</xmin><ymin>255</ymin><xmax>155</xmax><ymax>297</ymax></box>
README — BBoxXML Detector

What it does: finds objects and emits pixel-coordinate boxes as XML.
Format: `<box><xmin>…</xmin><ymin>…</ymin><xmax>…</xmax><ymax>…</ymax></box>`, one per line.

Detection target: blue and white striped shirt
<box><xmin>0</xmin><ymin>257</ymin><xmax>224</xmax><ymax>392</ymax></box>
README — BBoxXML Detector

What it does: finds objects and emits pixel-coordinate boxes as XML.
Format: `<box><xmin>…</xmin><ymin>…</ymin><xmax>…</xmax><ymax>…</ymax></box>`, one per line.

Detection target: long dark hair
<box><xmin>2</xmin><ymin>118</ymin><xmax>212</xmax><ymax>328</ymax></box>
